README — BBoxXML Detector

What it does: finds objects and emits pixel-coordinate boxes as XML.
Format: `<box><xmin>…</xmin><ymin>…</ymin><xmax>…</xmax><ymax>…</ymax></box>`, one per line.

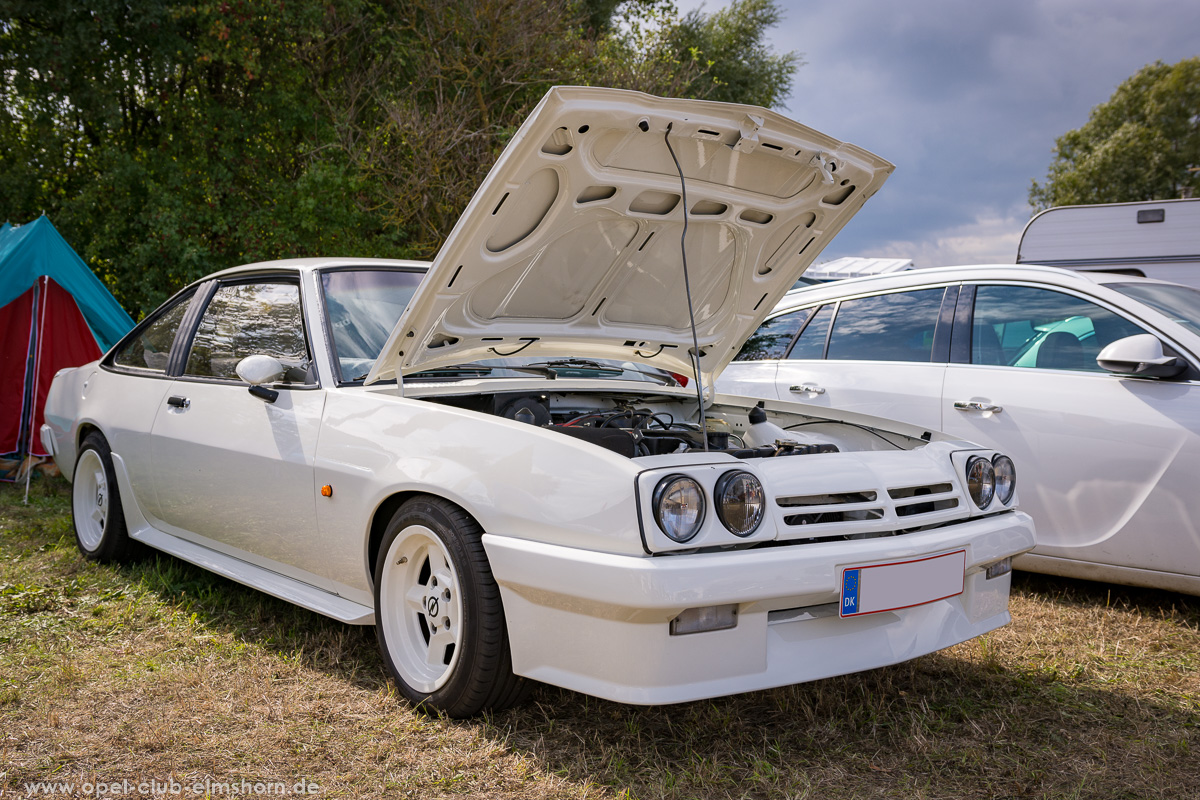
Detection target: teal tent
<box><xmin>0</xmin><ymin>216</ymin><xmax>133</xmax><ymax>351</ymax></box>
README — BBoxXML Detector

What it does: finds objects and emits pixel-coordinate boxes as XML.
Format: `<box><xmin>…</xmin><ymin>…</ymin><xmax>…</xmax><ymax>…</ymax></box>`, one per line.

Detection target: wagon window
<box><xmin>111</xmin><ymin>290</ymin><xmax>194</xmax><ymax>373</ymax></box>
<box><xmin>786</xmin><ymin>304</ymin><xmax>834</xmax><ymax>360</ymax></box>
<box><xmin>184</xmin><ymin>282</ymin><xmax>311</xmax><ymax>382</ymax></box>
<box><xmin>971</xmin><ymin>285</ymin><xmax>1146</xmax><ymax>372</ymax></box>
<box><xmin>825</xmin><ymin>289</ymin><xmax>944</xmax><ymax>362</ymax></box>
<box><xmin>734</xmin><ymin>308</ymin><xmax>811</xmax><ymax>361</ymax></box>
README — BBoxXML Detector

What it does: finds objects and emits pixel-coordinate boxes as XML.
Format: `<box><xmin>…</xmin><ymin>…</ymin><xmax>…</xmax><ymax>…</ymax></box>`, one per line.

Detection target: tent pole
<box><xmin>24</xmin><ymin>276</ymin><xmax>48</xmax><ymax>505</ymax></box>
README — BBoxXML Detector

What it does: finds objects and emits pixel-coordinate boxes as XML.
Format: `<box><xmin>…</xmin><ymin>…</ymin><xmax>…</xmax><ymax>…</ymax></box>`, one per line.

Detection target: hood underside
<box><xmin>367</xmin><ymin>86</ymin><xmax>893</xmax><ymax>385</ymax></box>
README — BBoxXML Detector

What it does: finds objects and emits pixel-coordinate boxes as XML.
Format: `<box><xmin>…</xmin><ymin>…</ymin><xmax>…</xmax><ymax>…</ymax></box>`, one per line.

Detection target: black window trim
<box><xmin>102</xmin><ymin>285</ymin><xmax>204</xmax><ymax>380</ymax></box>
<box><xmin>175</xmin><ymin>274</ymin><xmax>321</xmax><ymax>390</ymax></box>
<box><xmin>316</xmin><ymin>264</ymin><xmax>429</xmax><ymax>387</ymax></box>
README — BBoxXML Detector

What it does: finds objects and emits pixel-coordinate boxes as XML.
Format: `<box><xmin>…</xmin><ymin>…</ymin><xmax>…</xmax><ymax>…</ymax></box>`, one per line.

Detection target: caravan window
<box><xmin>111</xmin><ymin>291</ymin><xmax>194</xmax><ymax>373</ymax></box>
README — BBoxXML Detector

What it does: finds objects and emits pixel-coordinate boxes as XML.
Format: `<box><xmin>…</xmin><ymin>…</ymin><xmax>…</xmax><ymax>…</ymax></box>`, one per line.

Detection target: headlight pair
<box><xmin>965</xmin><ymin>454</ymin><xmax>1016</xmax><ymax>509</ymax></box>
<box><xmin>652</xmin><ymin>471</ymin><xmax>766</xmax><ymax>543</ymax></box>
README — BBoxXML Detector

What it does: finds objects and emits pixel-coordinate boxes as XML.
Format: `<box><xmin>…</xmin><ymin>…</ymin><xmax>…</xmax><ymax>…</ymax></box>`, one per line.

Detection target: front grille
<box><xmin>773</xmin><ymin>480</ymin><xmax>964</xmax><ymax>542</ymax></box>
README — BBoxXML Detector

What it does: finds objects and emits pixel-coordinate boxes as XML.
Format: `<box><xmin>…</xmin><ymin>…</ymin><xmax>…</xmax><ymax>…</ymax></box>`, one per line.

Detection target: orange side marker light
<box><xmin>321</xmin><ymin>484</ymin><xmax>333</xmax><ymax>498</ymax></box>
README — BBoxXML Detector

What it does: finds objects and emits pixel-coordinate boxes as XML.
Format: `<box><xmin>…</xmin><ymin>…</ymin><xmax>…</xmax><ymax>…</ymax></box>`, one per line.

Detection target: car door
<box><xmin>100</xmin><ymin>288</ymin><xmax>199</xmax><ymax>519</ymax></box>
<box><xmin>769</xmin><ymin>287</ymin><xmax>954</xmax><ymax>432</ymax></box>
<box><xmin>148</xmin><ymin>278</ymin><xmax>331</xmax><ymax>587</ymax></box>
<box><xmin>717</xmin><ymin>306</ymin><xmax>812</xmax><ymax>398</ymax></box>
<box><xmin>941</xmin><ymin>283</ymin><xmax>1200</xmax><ymax>579</ymax></box>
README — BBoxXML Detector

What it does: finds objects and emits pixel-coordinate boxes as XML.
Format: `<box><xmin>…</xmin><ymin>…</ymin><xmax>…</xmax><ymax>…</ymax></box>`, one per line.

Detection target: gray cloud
<box><xmin>678</xmin><ymin>0</ymin><xmax>1200</xmax><ymax>263</ymax></box>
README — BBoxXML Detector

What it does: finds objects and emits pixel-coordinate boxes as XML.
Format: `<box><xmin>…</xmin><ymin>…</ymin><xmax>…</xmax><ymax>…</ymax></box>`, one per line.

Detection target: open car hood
<box><xmin>367</xmin><ymin>87</ymin><xmax>893</xmax><ymax>385</ymax></box>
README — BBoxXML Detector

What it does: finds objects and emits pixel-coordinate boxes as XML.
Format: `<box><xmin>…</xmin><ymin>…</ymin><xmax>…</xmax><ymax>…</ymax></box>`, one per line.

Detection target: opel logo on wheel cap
<box><xmin>426</xmin><ymin>597</ymin><xmax>439</xmax><ymax>617</ymax></box>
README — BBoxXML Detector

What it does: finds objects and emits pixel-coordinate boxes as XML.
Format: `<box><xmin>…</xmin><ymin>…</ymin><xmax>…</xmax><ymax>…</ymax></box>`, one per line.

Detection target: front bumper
<box><xmin>484</xmin><ymin>510</ymin><xmax>1034</xmax><ymax>704</ymax></box>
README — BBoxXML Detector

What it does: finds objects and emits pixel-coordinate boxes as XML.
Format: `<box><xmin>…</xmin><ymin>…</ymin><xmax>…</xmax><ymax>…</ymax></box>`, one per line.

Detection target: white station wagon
<box><xmin>42</xmin><ymin>87</ymin><xmax>1034</xmax><ymax>717</ymax></box>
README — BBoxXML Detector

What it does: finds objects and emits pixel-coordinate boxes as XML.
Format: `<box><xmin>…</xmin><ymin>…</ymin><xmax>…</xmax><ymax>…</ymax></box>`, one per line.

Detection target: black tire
<box><xmin>373</xmin><ymin>496</ymin><xmax>530</xmax><ymax>717</ymax></box>
<box><xmin>71</xmin><ymin>433</ymin><xmax>138</xmax><ymax>563</ymax></box>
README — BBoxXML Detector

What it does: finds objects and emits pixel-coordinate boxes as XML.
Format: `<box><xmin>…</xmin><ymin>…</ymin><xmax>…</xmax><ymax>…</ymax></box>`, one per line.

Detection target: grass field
<box><xmin>2</xmin><ymin>477</ymin><xmax>1198</xmax><ymax>799</ymax></box>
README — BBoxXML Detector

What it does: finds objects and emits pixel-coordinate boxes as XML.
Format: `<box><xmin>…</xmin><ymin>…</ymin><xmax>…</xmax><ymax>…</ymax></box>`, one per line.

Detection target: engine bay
<box><xmin>422</xmin><ymin>389</ymin><xmax>922</xmax><ymax>459</ymax></box>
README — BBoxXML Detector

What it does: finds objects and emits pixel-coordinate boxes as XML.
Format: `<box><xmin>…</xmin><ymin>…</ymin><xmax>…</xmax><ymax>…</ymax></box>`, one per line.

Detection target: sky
<box><xmin>676</xmin><ymin>0</ymin><xmax>1200</xmax><ymax>266</ymax></box>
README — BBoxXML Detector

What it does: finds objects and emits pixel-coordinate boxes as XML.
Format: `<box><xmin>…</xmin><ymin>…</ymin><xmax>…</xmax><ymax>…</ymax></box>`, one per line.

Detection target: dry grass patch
<box><xmin>2</xmin><ymin>478</ymin><xmax>1197</xmax><ymax>799</ymax></box>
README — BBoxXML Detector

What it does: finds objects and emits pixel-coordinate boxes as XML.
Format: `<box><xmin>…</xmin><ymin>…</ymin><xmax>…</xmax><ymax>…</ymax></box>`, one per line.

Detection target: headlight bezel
<box><xmin>965</xmin><ymin>455</ymin><xmax>996</xmax><ymax>509</ymax></box>
<box><xmin>991</xmin><ymin>454</ymin><xmax>1016</xmax><ymax>505</ymax></box>
<box><xmin>714</xmin><ymin>470</ymin><xmax>766</xmax><ymax>537</ymax></box>
<box><xmin>652</xmin><ymin>474</ymin><xmax>707</xmax><ymax>543</ymax></box>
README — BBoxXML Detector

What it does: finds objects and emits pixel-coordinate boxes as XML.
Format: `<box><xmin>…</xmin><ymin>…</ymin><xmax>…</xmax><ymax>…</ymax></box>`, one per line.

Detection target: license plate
<box><xmin>840</xmin><ymin>550</ymin><xmax>966</xmax><ymax>617</ymax></box>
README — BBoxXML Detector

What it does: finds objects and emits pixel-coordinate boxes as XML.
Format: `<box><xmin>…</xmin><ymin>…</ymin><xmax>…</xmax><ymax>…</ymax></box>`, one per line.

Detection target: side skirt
<box><xmin>111</xmin><ymin>453</ymin><xmax>376</xmax><ymax>625</ymax></box>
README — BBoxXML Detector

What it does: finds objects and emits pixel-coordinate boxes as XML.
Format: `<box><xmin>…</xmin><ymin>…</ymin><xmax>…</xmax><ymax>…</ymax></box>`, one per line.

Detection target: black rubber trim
<box><xmin>931</xmin><ymin>284</ymin><xmax>958</xmax><ymax>363</ymax></box>
<box><xmin>949</xmin><ymin>284</ymin><xmax>976</xmax><ymax>364</ymax></box>
<box><xmin>167</xmin><ymin>281</ymin><xmax>217</xmax><ymax>377</ymax></box>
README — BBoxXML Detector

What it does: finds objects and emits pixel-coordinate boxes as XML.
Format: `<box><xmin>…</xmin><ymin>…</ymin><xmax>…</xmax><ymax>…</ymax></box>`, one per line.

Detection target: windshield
<box><xmin>321</xmin><ymin>268</ymin><xmax>425</xmax><ymax>381</ymax></box>
<box><xmin>320</xmin><ymin>268</ymin><xmax>679</xmax><ymax>386</ymax></box>
<box><xmin>1110</xmin><ymin>282</ymin><xmax>1200</xmax><ymax>333</ymax></box>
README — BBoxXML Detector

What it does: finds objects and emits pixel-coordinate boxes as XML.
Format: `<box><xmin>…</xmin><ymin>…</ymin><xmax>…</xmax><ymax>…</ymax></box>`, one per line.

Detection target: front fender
<box><xmin>313</xmin><ymin>389</ymin><xmax>645</xmax><ymax>595</ymax></box>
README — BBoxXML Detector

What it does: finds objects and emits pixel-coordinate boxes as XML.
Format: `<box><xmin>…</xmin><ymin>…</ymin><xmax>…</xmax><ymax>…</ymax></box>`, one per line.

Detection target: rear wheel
<box><xmin>72</xmin><ymin>433</ymin><xmax>137</xmax><ymax>563</ymax></box>
<box><xmin>374</xmin><ymin>497</ymin><xmax>529</xmax><ymax>717</ymax></box>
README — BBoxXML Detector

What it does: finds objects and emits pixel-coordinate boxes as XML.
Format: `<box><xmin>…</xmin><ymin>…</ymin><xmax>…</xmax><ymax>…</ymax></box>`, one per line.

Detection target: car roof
<box><xmin>204</xmin><ymin>257</ymin><xmax>431</xmax><ymax>282</ymax></box>
<box><xmin>773</xmin><ymin>263</ymin><xmax>1190</xmax><ymax>310</ymax></box>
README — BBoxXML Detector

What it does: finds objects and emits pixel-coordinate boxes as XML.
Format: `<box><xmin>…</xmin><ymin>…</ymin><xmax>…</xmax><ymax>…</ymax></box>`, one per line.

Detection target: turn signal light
<box><xmin>321</xmin><ymin>484</ymin><xmax>333</xmax><ymax>498</ymax></box>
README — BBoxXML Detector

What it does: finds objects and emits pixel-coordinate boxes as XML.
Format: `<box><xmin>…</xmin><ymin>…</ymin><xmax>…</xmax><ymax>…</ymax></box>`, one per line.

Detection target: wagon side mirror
<box><xmin>1096</xmin><ymin>334</ymin><xmax>1187</xmax><ymax>379</ymax></box>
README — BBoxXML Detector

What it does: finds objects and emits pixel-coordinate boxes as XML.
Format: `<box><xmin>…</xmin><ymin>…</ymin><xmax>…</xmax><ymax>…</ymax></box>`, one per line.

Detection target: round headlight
<box><xmin>965</xmin><ymin>456</ymin><xmax>996</xmax><ymax>509</ymax></box>
<box><xmin>715</xmin><ymin>470</ymin><xmax>766</xmax><ymax>536</ymax></box>
<box><xmin>992</xmin><ymin>454</ymin><xmax>1016</xmax><ymax>505</ymax></box>
<box><xmin>653</xmin><ymin>475</ymin><xmax>706</xmax><ymax>542</ymax></box>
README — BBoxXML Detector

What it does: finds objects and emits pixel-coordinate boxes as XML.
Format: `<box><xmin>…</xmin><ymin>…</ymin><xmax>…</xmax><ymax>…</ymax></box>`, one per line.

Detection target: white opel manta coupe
<box><xmin>41</xmin><ymin>87</ymin><xmax>1035</xmax><ymax>717</ymax></box>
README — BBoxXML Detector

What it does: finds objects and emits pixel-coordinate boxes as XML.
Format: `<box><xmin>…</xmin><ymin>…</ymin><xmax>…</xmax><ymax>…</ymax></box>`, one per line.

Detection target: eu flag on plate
<box><xmin>842</xmin><ymin>568</ymin><xmax>860</xmax><ymax>615</ymax></box>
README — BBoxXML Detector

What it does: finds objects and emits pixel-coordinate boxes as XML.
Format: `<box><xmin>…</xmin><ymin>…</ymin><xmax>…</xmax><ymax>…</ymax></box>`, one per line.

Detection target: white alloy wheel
<box><xmin>73</xmin><ymin>447</ymin><xmax>109</xmax><ymax>552</ymax></box>
<box><xmin>378</xmin><ymin>524</ymin><xmax>465</xmax><ymax>693</ymax></box>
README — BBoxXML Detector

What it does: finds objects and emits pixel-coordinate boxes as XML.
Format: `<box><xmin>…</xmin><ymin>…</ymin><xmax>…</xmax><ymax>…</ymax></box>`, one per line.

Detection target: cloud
<box><xmin>863</xmin><ymin>205</ymin><xmax>1030</xmax><ymax>267</ymax></box>
<box><xmin>675</xmin><ymin>0</ymin><xmax>1200</xmax><ymax>259</ymax></box>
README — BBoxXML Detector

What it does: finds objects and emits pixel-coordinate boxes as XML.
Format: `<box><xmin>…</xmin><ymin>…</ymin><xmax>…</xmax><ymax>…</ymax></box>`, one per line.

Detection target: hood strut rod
<box><xmin>664</xmin><ymin>122</ymin><xmax>709</xmax><ymax>451</ymax></box>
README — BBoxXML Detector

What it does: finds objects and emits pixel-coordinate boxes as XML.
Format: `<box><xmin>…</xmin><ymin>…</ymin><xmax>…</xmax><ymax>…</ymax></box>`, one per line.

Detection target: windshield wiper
<box><xmin>351</xmin><ymin>365</ymin><xmax>496</xmax><ymax>381</ymax></box>
<box><xmin>529</xmin><ymin>359</ymin><xmax>678</xmax><ymax>385</ymax></box>
<box><xmin>528</xmin><ymin>358</ymin><xmax>623</xmax><ymax>375</ymax></box>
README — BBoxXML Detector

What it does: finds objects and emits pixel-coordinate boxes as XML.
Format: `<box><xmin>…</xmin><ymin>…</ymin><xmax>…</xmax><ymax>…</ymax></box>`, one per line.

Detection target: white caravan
<box><xmin>1017</xmin><ymin>198</ymin><xmax>1200</xmax><ymax>288</ymax></box>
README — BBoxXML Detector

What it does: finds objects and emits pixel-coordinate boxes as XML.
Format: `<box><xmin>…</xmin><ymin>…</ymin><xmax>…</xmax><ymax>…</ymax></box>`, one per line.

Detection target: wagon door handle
<box><xmin>953</xmin><ymin>400</ymin><xmax>1002</xmax><ymax>413</ymax></box>
<box><xmin>166</xmin><ymin>395</ymin><xmax>190</xmax><ymax>409</ymax></box>
<box><xmin>789</xmin><ymin>383</ymin><xmax>826</xmax><ymax>395</ymax></box>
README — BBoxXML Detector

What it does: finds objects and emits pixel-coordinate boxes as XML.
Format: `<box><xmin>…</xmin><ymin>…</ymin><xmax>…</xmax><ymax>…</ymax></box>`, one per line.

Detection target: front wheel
<box><xmin>72</xmin><ymin>433</ymin><xmax>137</xmax><ymax>563</ymax></box>
<box><xmin>374</xmin><ymin>497</ymin><xmax>529</xmax><ymax>717</ymax></box>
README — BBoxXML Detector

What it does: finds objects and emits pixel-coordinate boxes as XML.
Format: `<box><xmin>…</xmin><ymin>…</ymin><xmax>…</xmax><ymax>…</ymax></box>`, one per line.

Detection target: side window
<box><xmin>111</xmin><ymin>291</ymin><xmax>194</xmax><ymax>373</ymax></box>
<box><xmin>972</xmin><ymin>286</ymin><xmax>1147</xmax><ymax>372</ymax></box>
<box><xmin>825</xmin><ymin>289</ymin><xmax>945</xmax><ymax>362</ymax></box>
<box><xmin>786</xmin><ymin>304</ymin><xmax>833</xmax><ymax>360</ymax></box>
<box><xmin>733</xmin><ymin>308</ymin><xmax>811</xmax><ymax>361</ymax></box>
<box><xmin>184</xmin><ymin>282</ymin><xmax>311</xmax><ymax>382</ymax></box>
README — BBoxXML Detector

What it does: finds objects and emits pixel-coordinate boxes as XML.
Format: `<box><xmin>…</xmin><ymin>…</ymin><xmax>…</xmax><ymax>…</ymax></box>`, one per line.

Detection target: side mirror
<box><xmin>1096</xmin><ymin>334</ymin><xmax>1187</xmax><ymax>379</ymax></box>
<box><xmin>235</xmin><ymin>354</ymin><xmax>287</xmax><ymax>386</ymax></box>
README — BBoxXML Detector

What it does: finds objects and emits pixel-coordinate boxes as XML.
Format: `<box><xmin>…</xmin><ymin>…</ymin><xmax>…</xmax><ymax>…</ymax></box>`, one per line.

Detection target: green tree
<box><xmin>1030</xmin><ymin>57</ymin><xmax>1200</xmax><ymax>211</ymax></box>
<box><xmin>0</xmin><ymin>0</ymin><xmax>799</xmax><ymax>318</ymax></box>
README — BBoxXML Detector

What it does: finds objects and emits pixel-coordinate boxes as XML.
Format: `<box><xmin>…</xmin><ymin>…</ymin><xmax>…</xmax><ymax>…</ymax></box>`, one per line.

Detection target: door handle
<box><xmin>789</xmin><ymin>384</ymin><xmax>826</xmax><ymax>395</ymax></box>
<box><xmin>954</xmin><ymin>400</ymin><xmax>1002</xmax><ymax>413</ymax></box>
<box><xmin>166</xmin><ymin>395</ymin><xmax>191</xmax><ymax>409</ymax></box>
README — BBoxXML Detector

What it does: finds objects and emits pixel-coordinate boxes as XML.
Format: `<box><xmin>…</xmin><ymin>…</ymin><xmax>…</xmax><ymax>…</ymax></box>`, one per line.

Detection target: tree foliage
<box><xmin>1030</xmin><ymin>57</ymin><xmax>1200</xmax><ymax>211</ymax></box>
<box><xmin>0</xmin><ymin>0</ymin><xmax>798</xmax><ymax>317</ymax></box>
